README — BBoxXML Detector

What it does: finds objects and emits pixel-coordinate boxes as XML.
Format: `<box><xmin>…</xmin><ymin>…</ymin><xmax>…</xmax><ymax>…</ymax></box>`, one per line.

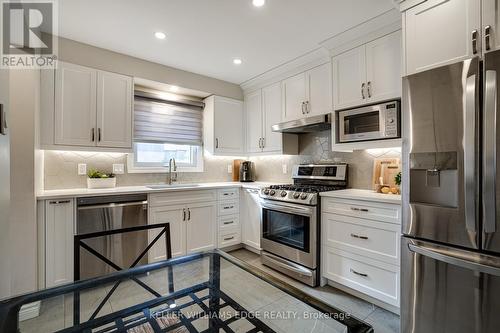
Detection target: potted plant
<box><xmin>393</xmin><ymin>171</ymin><xmax>401</xmax><ymax>194</ymax></box>
<box><xmin>87</xmin><ymin>168</ymin><xmax>116</xmax><ymax>189</ymax></box>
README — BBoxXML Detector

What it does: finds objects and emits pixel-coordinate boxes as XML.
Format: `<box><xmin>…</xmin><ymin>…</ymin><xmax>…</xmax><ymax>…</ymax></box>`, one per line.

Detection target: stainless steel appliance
<box><xmin>76</xmin><ymin>194</ymin><xmax>149</xmax><ymax>280</ymax></box>
<box><xmin>0</xmin><ymin>69</ymin><xmax>10</xmax><ymax>298</ymax></box>
<box><xmin>336</xmin><ymin>100</ymin><xmax>400</xmax><ymax>143</ymax></box>
<box><xmin>402</xmin><ymin>52</ymin><xmax>500</xmax><ymax>333</ymax></box>
<box><xmin>260</xmin><ymin>164</ymin><xmax>348</xmax><ymax>286</ymax></box>
<box><xmin>239</xmin><ymin>161</ymin><xmax>256</xmax><ymax>182</ymax></box>
<box><xmin>271</xmin><ymin>114</ymin><xmax>331</xmax><ymax>133</ymax></box>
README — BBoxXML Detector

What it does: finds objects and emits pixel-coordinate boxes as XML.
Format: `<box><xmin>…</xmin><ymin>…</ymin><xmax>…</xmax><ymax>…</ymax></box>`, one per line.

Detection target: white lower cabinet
<box><xmin>321</xmin><ymin>196</ymin><xmax>401</xmax><ymax>309</ymax></box>
<box><xmin>217</xmin><ymin>188</ymin><xmax>241</xmax><ymax>248</ymax></box>
<box><xmin>241</xmin><ymin>188</ymin><xmax>262</xmax><ymax>250</ymax></box>
<box><xmin>44</xmin><ymin>199</ymin><xmax>74</xmax><ymax>288</ymax></box>
<box><xmin>186</xmin><ymin>202</ymin><xmax>217</xmax><ymax>254</ymax></box>
<box><xmin>148</xmin><ymin>204</ymin><xmax>187</xmax><ymax>260</ymax></box>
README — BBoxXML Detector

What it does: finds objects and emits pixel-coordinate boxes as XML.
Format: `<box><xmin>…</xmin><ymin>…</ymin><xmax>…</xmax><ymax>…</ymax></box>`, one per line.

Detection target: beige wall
<box><xmin>57</xmin><ymin>36</ymin><xmax>243</xmax><ymax>100</ymax></box>
<box><xmin>9</xmin><ymin>70</ymin><xmax>38</xmax><ymax>295</ymax></box>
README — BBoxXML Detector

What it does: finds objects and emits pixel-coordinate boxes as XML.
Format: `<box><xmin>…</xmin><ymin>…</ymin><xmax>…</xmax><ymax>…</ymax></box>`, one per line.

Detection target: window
<box><xmin>127</xmin><ymin>91</ymin><xmax>204</xmax><ymax>173</ymax></box>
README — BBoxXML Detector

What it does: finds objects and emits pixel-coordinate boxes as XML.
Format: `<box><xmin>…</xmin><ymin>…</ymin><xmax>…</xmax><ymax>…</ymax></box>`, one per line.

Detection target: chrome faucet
<box><xmin>167</xmin><ymin>158</ymin><xmax>177</xmax><ymax>185</ymax></box>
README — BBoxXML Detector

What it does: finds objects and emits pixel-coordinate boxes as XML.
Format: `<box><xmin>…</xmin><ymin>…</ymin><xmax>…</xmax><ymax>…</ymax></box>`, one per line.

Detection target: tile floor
<box><xmin>228</xmin><ymin>248</ymin><xmax>401</xmax><ymax>333</ymax></box>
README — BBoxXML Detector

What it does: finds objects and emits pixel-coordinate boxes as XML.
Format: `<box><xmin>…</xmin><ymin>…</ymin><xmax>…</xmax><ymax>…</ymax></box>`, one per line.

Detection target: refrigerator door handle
<box><xmin>408</xmin><ymin>241</ymin><xmax>500</xmax><ymax>276</ymax></box>
<box><xmin>464</xmin><ymin>73</ymin><xmax>477</xmax><ymax>234</ymax></box>
<box><xmin>484</xmin><ymin>70</ymin><xmax>497</xmax><ymax>233</ymax></box>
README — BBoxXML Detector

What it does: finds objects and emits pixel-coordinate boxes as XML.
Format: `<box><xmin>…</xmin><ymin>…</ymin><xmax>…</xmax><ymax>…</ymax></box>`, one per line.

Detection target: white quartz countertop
<box><xmin>320</xmin><ymin>189</ymin><xmax>401</xmax><ymax>204</ymax></box>
<box><xmin>37</xmin><ymin>181</ymin><xmax>275</xmax><ymax>200</ymax></box>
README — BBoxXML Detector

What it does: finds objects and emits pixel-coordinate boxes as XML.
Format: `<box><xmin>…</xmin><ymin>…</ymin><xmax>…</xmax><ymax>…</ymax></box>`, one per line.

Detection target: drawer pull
<box><xmin>350</xmin><ymin>233</ymin><xmax>369</xmax><ymax>240</ymax></box>
<box><xmin>223</xmin><ymin>236</ymin><xmax>235</xmax><ymax>241</ymax></box>
<box><xmin>223</xmin><ymin>205</ymin><xmax>234</xmax><ymax>209</ymax></box>
<box><xmin>223</xmin><ymin>221</ymin><xmax>234</xmax><ymax>225</ymax></box>
<box><xmin>351</xmin><ymin>207</ymin><xmax>369</xmax><ymax>212</ymax></box>
<box><xmin>49</xmin><ymin>200</ymin><xmax>71</xmax><ymax>205</ymax></box>
<box><xmin>350</xmin><ymin>268</ymin><xmax>368</xmax><ymax>277</ymax></box>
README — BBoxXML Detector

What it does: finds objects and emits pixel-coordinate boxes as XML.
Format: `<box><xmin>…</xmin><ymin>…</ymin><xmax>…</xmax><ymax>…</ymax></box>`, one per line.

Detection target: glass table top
<box><xmin>0</xmin><ymin>251</ymin><xmax>373</xmax><ymax>333</ymax></box>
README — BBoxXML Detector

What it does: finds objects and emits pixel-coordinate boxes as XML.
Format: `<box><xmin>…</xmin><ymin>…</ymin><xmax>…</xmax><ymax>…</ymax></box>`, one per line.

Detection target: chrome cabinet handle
<box><xmin>351</xmin><ymin>207</ymin><xmax>369</xmax><ymax>212</ymax></box>
<box><xmin>350</xmin><ymin>268</ymin><xmax>368</xmax><ymax>277</ymax></box>
<box><xmin>306</xmin><ymin>101</ymin><xmax>310</xmax><ymax>113</ymax></box>
<box><xmin>485</xmin><ymin>25</ymin><xmax>492</xmax><ymax>51</ymax></box>
<box><xmin>223</xmin><ymin>205</ymin><xmax>234</xmax><ymax>209</ymax></box>
<box><xmin>223</xmin><ymin>221</ymin><xmax>234</xmax><ymax>225</ymax></box>
<box><xmin>91</xmin><ymin>128</ymin><xmax>95</xmax><ymax>142</ymax></box>
<box><xmin>223</xmin><ymin>236</ymin><xmax>235</xmax><ymax>241</ymax></box>
<box><xmin>367</xmin><ymin>81</ymin><xmax>372</xmax><ymax>98</ymax></box>
<box><xmin>187</xmin><ymin>208</ymin><xmax>191</xmax><ymax>221</ymax></box>
<box><xmin>472</xmin><ymin>29</ymin><xmax>478</xmax><ymax>54</ymax></box>
<box><xmin>350</xmin><ymin>233</ymin><xmax>369</xmax><ymax>240</ymax></box>
<box><xmin>183</xmin><ymin>209</ymin><xmax>186</xmax><ymax>221</ymax></box>
<box><xmin>301</xmin><ymin>102</ymin><xmax>305</xmax><ymax>114</ymax></box>
<box><xmin>464</xmin><ymin>73</ymin><xmax>477</xmax><ymax>234</ymax></box>
<box><xmin>262</xmin><ymin>137</ymin><xmax>265</xmax><ymax>149</ymax></box>
<box><xmin>215</xmin><ymin>138</ymin><xmax>219</xmax><ymax>149</ymax></box>
<box><xmin>361</xmin><ymin>83</ymin><xmax>366</xmax><ymax>99</ymax></box>
<box><xmin>484</xmin><ymin>70</ymin><xmax>497</xmax><ymax>233</ymax></box>
<box><xmin>98</xmin><ymin>128</ymin><xmax>102</xmax><ymax>142</ymax></box>
<box><xmin>49</xmin><ymin>200</ymin><xmax>71</xmax><ymax>205</ymax></box>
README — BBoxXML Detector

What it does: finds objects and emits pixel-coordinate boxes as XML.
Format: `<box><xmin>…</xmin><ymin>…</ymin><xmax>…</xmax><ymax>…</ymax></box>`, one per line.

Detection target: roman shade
<box><xmin>133</xmin><ymin>93</ymin><xmax>204</xmax><ymax>146</ymax></box>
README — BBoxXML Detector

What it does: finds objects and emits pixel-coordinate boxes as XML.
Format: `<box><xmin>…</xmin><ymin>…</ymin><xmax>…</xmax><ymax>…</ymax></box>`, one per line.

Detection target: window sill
<box><xmin>126</xmin><ymin>154</ymin><xmax>204</xmax><ymax>173</ymax></box>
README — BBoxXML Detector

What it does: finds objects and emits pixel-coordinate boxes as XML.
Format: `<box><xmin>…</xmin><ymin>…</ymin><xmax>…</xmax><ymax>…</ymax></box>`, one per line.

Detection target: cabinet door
<box><xmin>405</xmin><ymin>0</ymin><xmax>480</xmax><ymax>75</ymax></box>
<box><xmin>241</xmin><ymin>188</ymin><xmax>262</xmax><ymax>249</ymax></box>
<box><xmin>262</xmin><ymin>82</ymin><xmax>282</xmax><ymax>152</ymax></box>
<box><xmin>365</xmin><ymin>31</ymin><xmax>402</xmax><ymax>103</ymax></box>
<box><xmin>45</xmin><ymin>199</ymin><xmax>74</xmax><ymax>288</ymax></box>
<box><xmin>96</xmin><ymin>71</ymin><xmax>133</xmax><ymax>148</ymax></box>
<box><xmin>483</xmin><ymin>0</ymin><xmax>500</xmax><ymax>53</ymax></box>
<box><xmin>149</xmin><ymin>205</ymin><xmax>186</xmax><ymax>260</ymax></box>
<box><xmin>214</xmin><ymin>97</ymin><xmax>244</xmax><ymax>154</ymax></box>
<box><xmin>186</xmin><ymin>202</ymin><xmax>217</xmax><ymax>254</ymax></box>
<box><xmin>55</xmin><ymin>62</ymin><xmax>96</xmax><ymax>146</ymax></box>
<box><xmin>306</xmin><ymin>62</ymin><xmax>332</xmax><ymax>116</ymax></box>
<box><xmin>282</xmin><ymin>73</ymin><xmax>306</xmax><ymax>121</ymax></box>
<box><xmin>332</xmin><ymin>46</ymin><xmax>367</xmax><ymax>110</ymax></box>
<box><xmin>245</xmin><ymin>90</ymin><xmax>263</xmax><ymax>153</ymax></box>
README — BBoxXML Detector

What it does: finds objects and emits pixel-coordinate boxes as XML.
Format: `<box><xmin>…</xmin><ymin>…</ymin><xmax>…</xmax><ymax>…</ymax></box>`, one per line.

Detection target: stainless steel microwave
<box><xmin>337</xmin><ymin>100</ymin><xmax>400</xmax><ymax>143</ymax></box>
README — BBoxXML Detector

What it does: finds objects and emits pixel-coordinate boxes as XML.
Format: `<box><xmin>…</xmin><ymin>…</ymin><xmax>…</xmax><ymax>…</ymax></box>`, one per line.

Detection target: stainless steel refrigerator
<box><xmin>402</xmin><ymin>51</ymin><xmax>500</xmax><ymax>332</ymax></box>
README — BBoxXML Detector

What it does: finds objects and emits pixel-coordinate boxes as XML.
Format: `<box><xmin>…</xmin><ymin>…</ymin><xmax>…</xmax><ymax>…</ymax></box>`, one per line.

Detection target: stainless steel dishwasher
<box><xmin>76</xmin><ymin>194</ymin><xmax>148</xmax><ymax>280</ymax></box>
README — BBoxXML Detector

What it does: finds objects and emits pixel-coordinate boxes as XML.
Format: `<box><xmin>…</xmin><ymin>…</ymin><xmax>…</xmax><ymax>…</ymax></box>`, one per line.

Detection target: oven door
<box><xmin>261</xmin><ymin>200</ymin><xmax>317</xmax><ymax>269</ymax></box>
<box><xmin>338</xmin><ymin>104</ymin><xmax>385</xmax><ymax>143</ymax></box>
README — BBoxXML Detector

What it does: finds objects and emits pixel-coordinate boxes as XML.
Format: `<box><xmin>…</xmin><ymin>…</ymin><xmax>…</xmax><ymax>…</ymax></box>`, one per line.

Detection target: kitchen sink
<box><xmin>147</xmin><ymin>184</ymin><xmax>203</xmax><ymax>189</ymax></box>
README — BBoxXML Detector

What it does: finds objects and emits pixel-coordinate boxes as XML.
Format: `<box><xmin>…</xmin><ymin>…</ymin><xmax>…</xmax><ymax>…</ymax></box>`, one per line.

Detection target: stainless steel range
<box><xmin>259</xmin><ymin>164</ymin><xmax>348</xmax><ymax>286</ymax></box>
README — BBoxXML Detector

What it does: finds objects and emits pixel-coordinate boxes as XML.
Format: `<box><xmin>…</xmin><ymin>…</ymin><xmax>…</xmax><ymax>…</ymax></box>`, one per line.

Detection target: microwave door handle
<box><xmin>484</xmin><ymin>70</ymin><xmax>497</xmax><ymax>233</ymax></box>
<box><xmin>464</xmin><ymin>73</ymin><xmax>477</xmax><ymax>235</ymax></box>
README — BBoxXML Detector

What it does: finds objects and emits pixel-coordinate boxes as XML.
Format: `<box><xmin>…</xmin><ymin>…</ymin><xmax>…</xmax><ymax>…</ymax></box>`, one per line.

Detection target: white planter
<box><xmin>87</xmin><ymin>177</ymin><xmax>116</xmax><ymax>189</ymax></box>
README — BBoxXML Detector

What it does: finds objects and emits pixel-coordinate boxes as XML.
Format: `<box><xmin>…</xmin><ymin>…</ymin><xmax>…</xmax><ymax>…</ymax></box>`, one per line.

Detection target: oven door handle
<box><xmin>261</xmin><ymin>252</ymin><xmax>313</xmax><ymax>277</ymax></box>
<box><xmin>261</xmin><ymin>202</ymin><xmax>314</xmax><ymax>216</ymax></box>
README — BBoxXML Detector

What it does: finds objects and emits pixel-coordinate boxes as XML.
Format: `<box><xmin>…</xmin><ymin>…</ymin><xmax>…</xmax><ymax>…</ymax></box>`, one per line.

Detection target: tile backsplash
<box><xmin>43</xmin><ymin>131</ymin><xmax>401</xmax><ymax>190</ymax></box>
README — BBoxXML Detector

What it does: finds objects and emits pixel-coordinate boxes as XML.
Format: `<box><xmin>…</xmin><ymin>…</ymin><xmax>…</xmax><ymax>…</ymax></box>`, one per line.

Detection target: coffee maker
<box><xmin>239</xmin><ymin>161</ymin><xmax>255</xmax><ymax>182</ymax></box>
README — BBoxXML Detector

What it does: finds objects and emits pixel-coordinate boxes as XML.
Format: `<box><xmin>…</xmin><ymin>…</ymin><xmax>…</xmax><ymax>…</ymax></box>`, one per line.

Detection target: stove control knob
<box><xmin>269</xmin><ymin>190</ymin><xmax>276</xmax><ymax>196</ymax></box>
<box><xmin>263</xmin><ymin>189</ymin><xmax>270</xmax><ymax>195</ymax></box>
<box><xmin>300</xmin><ymin>193</ymin><xmax>308</xmax><ymax>200</ymax></box>
<box><xmin>280</xmin><ymin>190</ymin><xmax>288</xmax><ymax>197</ymax></box>
<box><xmin>293</xmin><ymin>192</ymin><xmax>300</xmax><ymax>199</ymax></box>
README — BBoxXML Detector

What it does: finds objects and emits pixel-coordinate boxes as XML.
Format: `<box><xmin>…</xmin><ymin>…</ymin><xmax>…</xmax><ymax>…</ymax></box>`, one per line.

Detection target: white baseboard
<box><xmin>19</xmin><ymin>301</ymin><xmax>41</xmax><ymax>322</ymax></box>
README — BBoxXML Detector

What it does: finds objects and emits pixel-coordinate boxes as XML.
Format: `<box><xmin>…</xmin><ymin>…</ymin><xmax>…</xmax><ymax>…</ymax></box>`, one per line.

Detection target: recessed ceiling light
<box><xmin>233</xmin><ymin>58</ymin><xmax>243</xmax><ymax>65</ymax></box>
<box><xmin>154</xmin><ymin>31</ymin><xmax>166</xmax><ymax>40</ymax></box>
<box><xmin>169</xmin><ymin>85</ymin><xmax>179</xmax><ymax>92</ymax></box>
<box><xmin>252</xmin><ymin>0</ymin><xmax>265</xmax><ymax>7</ymax></box>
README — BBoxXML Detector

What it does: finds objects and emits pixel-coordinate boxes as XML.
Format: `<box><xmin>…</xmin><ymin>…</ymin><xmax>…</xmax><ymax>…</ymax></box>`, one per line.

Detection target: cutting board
<box><xmin>372</xmin><ymin>158</ymin><xmax>401</xmax><ymax>191</ymax></box>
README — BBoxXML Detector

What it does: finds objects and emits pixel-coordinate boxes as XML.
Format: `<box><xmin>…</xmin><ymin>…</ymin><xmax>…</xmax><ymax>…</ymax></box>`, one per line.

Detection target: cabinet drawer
<box><xmin>322</xmin><ymin>197</ymin><xmax>401</xmax><ymax>224</ymax></box>
<box><xmin>219</xmin><ymin>214</ymin><xmax>240</xmax><ymax>231</ymax></box>
<box><xmin>149</xmin><ymin>190</ymin><xmax>217</xmax><ymax>207</ymax></box>
<box><xmin>322</xmin><ymin>213</ymin><xmax>400</xmax><ymax>265</ymax></box>
<box><xmin>218</xmin><ymin>188</ymin><xmax>239</xmax><ymax>201</ymax></box>
<box><xmin>218</xmin><ymin>200</ymin><xmax>239</xmax><ymax>216</ymax></box>
<box><xmin>218</xmin><ymin>230</ymin><xmax>241</xmax><ymax>248</ymax></box>
<box><xmin>322</xmin><ymin>247</ymin><xmax>399</xmax><ymax>306</ymax></box>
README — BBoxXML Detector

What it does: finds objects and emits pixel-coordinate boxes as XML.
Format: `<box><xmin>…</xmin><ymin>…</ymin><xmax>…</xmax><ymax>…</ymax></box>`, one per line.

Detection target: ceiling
<box><xmin>58</xmin><ymin>0</ymin><xmax>395</xmax><ymax>85</ymax></box>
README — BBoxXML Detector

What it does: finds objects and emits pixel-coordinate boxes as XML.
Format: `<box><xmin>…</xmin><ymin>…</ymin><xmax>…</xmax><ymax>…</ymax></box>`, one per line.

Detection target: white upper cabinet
<box><xmin>365</xmin><ymin>32</ymin><xmax>402</xmax><ymax>102</ymax></box>
<box><xmin>403</xmin><ymin>0</ymin><xmax>480</xmax><ymax>75</ymax></box>
<box><xmin>262</xmin><ymin>82</ymin><xmax>283</xmax><ymax>152</ymax></box>
<box><xmin>483</xmin><ymin>0</ymin><xmax>500</xmax><ymax>53</ymax></box>
<box><xmin>333</xmin><ymin>31</ymin><xmax>401</xmax><ymax>110</ymax></box>
<box><xmin>306</xmin><ymin>62</ymin><xmax>332</xmax><ymax>116</ymax></box>
<box><xmin>96</xmin><ymin>71</ymin><xmax>133</xmax><ymax>148</ymax></box>
<box><xmin>333</xmin><ymin>46</ymin><xmax>367</xmax><ymax>110</ymax></box>
<box><xmin>282</xmin><ymin>72</ymin><xmax>307</xmax><ymax>121</ymax></box>
<box><xmin>204</xmin><ymin>95</ymin><xmax>244</xmax><ymax>155</ymax></box>
<box><xmin>51</xmin><ymin>61</ymin><xmax>133</xmax><ymax>150</ymax></box>
<box><xmin>244</xmin><ymin>90</ymin><xmax>263</xmax><ymax>154</ymax></box>
<box><xmin>55</xmin><ymin>62</ymin><xmax>97</xmax><ymax>146</ymax></box>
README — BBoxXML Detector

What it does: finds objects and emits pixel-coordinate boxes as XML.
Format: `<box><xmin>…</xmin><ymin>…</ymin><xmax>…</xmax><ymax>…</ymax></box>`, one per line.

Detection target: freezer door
<box><xmin>401</xmin><ymin>237</ymin><xmax>500</xmax><ymax>333</ymax></box>
<box><xmin>402</xmin><ymin>58</ymin><xmax>480</xmax><ymax>249</ymax></box>
<box><xmin>483</xmin><ymin>50</ymin><xmax>500</xmax><ymax>254</ymax></box>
